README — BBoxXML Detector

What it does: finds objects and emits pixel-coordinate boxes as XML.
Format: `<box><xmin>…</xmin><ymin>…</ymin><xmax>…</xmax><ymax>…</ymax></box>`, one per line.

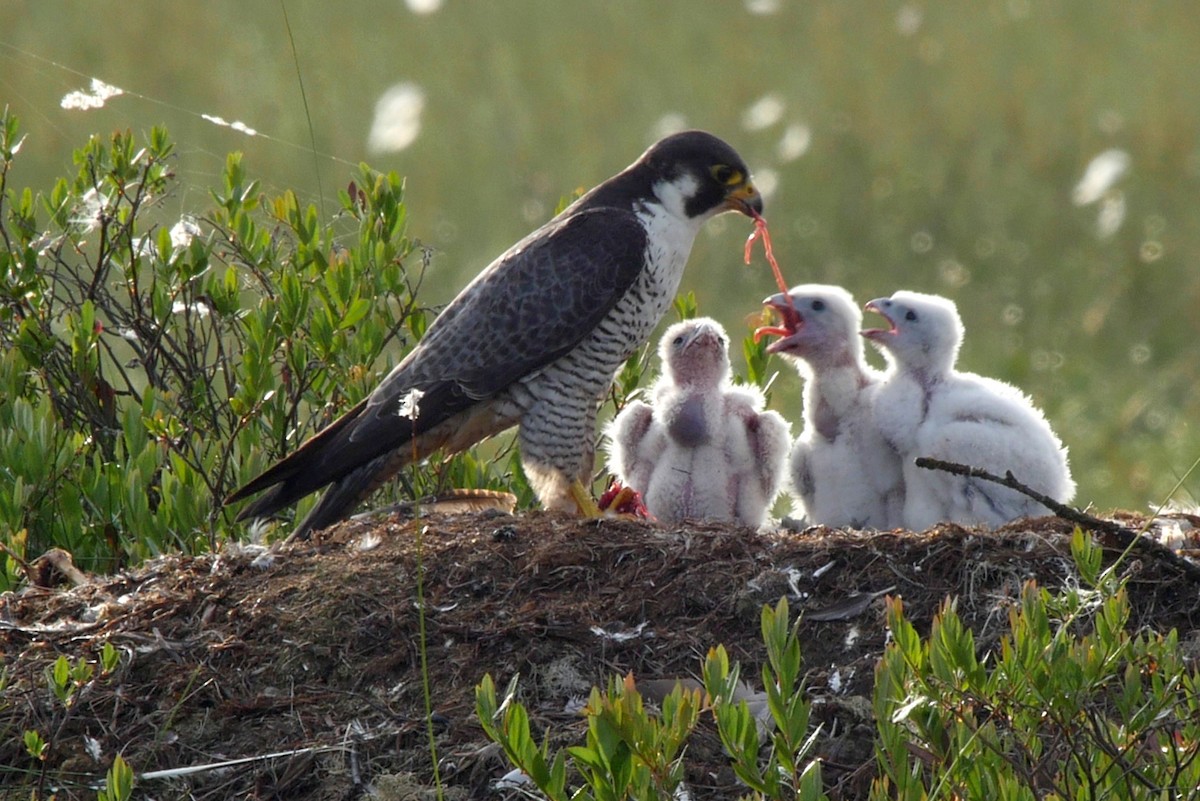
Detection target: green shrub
<box><xmin>4</xmin><ymin>640</ymin><xmax>125</xmax><ymax>795</ymax></box>
<box><xmin>872</xmin><ymin>529</ymin><xmax>1200</xmax><ymax>800</ymax></box>
<box><xmin>97</xmin><ymin>754</ymin><xmax>134</xmax><ymax>801</ymax></box>
<box><xmin>476</xmin><ymin>598</ymin><xmax>826</xmax><ymax>801</ymax></box>
<box><xmin>0</xmin><ymin>110</ymin><xmax>524</xmax><ymax>585</ymax></box>
<box><xmin>478</xmin><ymin>536</ymin><xmax>1200</xmax><ymax>801</ymax></box>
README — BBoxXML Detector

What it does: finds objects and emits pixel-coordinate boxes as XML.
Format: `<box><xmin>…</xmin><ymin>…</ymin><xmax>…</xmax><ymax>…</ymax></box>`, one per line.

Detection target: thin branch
<box><xmin>915</xmin><ymin>457</ymin><xmax>1200</xmax><ymax>583</ymax></box>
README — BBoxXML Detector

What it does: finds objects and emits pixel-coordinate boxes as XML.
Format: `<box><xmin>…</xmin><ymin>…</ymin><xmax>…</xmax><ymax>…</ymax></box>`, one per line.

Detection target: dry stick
<box><xmin>914</xmin><ymin>457</ymin><xmax>1200</xmax><ymax>583</ymax></box>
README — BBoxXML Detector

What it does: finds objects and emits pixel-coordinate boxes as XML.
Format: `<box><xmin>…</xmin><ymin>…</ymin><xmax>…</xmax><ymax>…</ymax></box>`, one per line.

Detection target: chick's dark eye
<box><xmin>811</xmin><ymin>300</ymin><xmax>826</xmax><ymax>311</ymax></box>
<box><xmin>905</xmin><ymin>310</ymin><xmax>918</xmax><ymax>321</ymax></box>
<box><xmin>673</xmin><ymin>335</ymin><xmax>685</xmax><ymax>346</ymax></box>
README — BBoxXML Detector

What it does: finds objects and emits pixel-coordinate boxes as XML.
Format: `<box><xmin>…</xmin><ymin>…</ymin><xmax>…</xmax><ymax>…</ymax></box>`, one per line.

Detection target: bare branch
<box><xmin>915</xmin><ymin>457</ymin><xmax>1200</xmax><ymax>583</ymax></box>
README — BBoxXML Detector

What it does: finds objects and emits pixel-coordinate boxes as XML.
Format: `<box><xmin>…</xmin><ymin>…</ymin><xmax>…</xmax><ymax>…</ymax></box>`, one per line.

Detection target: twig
<box><xmin>135</xmin><ymin>743</ymin><xmax>345</xmax><ymax>782</ymax></box>
<box><xmin>915</xmin><ymin>457</ymin><xmax>1200</xmax><ymax>583</ymax></box>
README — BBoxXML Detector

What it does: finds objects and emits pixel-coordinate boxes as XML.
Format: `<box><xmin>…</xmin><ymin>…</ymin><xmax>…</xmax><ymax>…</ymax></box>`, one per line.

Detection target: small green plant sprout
<box><xmin>570</xmin><ymin>673</ymin><xmax>702</xmax><ymax>801</ymax></box>
<box><xmin>45</xmin><ymin>654</ymin><xmax>94</xmax><ymax>706</ymax></box>
<box><xmin>96</xmin><ymin>754</ymin><xmax>134</xmax><ymax>801</ymax></box>
<box><xmin>871</xmin><ymin>527</ymin><xmax>1200</xmax><ymax>800</ymax></box>
<box><xmin>740</xmin><ymin>327</ymin><xmax>779</xmax><ymax>398</ymax></box>
<box><xmin>47</xmin><ymin>656</ymin><xmax>72</xmax><ymax>705</ymax></box>
<box><xmin>476</xmin><ymin>673</ymin><xmax>569</xmax><ymax>800</ymax></box>
<box><xmin>703</xmin><ymin>597</ymin><xmax>827</xmax><ymax>801</ymax></box>
<box><xmin>23</xmin><ymin>729</ymin><xmax>47</xmax><ymax>762</ymax></box>
<box><xmin>99</xmin><ymin>641</ymin><xmax>120</xmax><ymax>675</ymax></box>
<box><xmin>673</xmin><ymin>291</ymin><xmax>699</xmax><ymax>321</ymax></box>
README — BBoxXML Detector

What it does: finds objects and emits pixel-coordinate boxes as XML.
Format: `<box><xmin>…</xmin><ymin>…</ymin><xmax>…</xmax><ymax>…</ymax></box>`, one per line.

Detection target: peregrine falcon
<box><xmin>863</xmin><ymin>291</ymin><xmax>1076</xmax><ymax>529</ymax></box>
<box><xmin>758</xmin><ymin>285</ymin><xmax>903</xmax><ymax>529</ymax></box>
<box><xmin>225</xmin><ymin>130</ymin><xmax>763</xmax><ymax>538</ymax></box>
<box><xmin>606</xmin><ymin>317</ymin><xmax>790</xmax><ymax>527</ymax></box>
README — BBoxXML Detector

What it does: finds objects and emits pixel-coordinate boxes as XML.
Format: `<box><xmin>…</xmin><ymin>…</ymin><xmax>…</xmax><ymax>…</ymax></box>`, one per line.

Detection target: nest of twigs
<box><xmin>3</xmin><ymin>509</ymin><xmax>1200</xmax><ymax>800</ymax></box>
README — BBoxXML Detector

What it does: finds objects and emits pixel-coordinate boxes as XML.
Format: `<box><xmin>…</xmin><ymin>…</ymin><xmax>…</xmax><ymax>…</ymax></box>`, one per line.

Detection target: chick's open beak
<box><xmin>861</xmin><ymin>299</ymin><xmax>898</xmax><ymax>341</ymax></box>
<box><xmin>753</xmin><ymin>294</ymin><xmax>803</xmax><ymax>346</ymax></box>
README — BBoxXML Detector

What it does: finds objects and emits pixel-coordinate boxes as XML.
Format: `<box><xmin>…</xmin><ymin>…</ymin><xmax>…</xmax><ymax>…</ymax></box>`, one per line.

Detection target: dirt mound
<box><xmin>3</xmin><ymin>511</ymin><xmax>1199</xmax><ymax>800</ymax></box>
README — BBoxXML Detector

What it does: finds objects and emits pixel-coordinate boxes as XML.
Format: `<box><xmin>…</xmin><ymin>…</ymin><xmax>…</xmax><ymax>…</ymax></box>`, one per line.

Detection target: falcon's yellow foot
<box><xmin>569</xmin><ymin>479</ymin><xmax>603</xmax><ymax>518</ymax></box>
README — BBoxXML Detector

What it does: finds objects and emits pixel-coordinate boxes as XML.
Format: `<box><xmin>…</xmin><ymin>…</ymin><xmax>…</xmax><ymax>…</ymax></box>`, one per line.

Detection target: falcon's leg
<box><xmin>569</xmin><ymin>479</ymin><xmax>603</xmax><ymax>517</ymax></box>
<box><xmin>518</xmin><ymin>400</ymin><xmax>602</xmax><ymax>515</ymax></box>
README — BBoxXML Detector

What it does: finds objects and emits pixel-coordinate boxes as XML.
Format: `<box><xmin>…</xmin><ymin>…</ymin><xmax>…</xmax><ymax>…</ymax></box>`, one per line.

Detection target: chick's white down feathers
<box><xmin>761</xmin><ymin>284</ymin><xmax>903</xmax><ymax>529</ymax></box>
<box><xmin>863</xmin><ymin>291</ymin><xmax>1075</xmax><ymax>530</ymax></box>
<box><xmin>607</xmin><ymin>318</ymin><xmax>789</xmax><ymax>527</ymax></box>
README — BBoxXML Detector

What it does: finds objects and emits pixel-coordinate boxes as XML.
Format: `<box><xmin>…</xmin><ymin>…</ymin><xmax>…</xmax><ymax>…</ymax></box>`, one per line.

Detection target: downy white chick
<box><xmin>758</xmin><ymin>285</ymin><xmax>903</xmax><ymax>528</ymax></box>
<box><xmin>863</xmin><ymin>291</ymin><xmax>1075</xmax><ymax>530</ymax></box>
<box><xmin>607</xmin><ymin>317</ymin><xmax>790</xmax><ymax>527</ymax></box>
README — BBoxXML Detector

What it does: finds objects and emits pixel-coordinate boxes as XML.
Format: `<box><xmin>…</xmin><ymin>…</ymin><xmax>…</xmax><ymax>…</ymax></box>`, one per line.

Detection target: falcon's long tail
<box><xmin>225</xmin><ymin>399</ymin><xmax>372</xmax><ymax>515</ymax></box>
<box><xmin>282</xmin><ymin>451</ymin><xmax>407</xmax><ymax>540</ymax></box>
<box><xmin>225</xmin><ymin>399</ymin><xmax>417</xmax><ymax>539</ymax></box>
<box><xmin>224</xmin><ymin>381</ymin><xmax>501</xmax><ymax>540</ymax></box>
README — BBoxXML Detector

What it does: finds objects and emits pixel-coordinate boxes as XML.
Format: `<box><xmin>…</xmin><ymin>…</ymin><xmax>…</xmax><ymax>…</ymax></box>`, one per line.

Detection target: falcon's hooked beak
<box><xmin>754</xmin><ymin>292</ymin><xmax>804</xmax><ymax>353</ymax></box>
<box><xmin>723</xmin><ymin>179</ymin><xmax>764</xmax><ymax>217</ymax></box>
<box><xmin>861</xmin><ymin>299</ymin><xmax>898</xmax><ymax>343</ymax></box>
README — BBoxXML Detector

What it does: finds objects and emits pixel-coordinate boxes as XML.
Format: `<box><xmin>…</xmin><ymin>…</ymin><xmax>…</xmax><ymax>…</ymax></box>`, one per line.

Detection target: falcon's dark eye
<box><xmin>811</xmin><ymin>299</ymin><xmax>826</xmax><ymax>311</ymax></box>
<box><xmin>709</xmin><ymin>164</ymin><xmax>742</xmax><ymax>186</ymax></box>
<box><xmin>905</xmin><ymin>310</ymin><xmax>918</xmax><ymax>321</ymax></box>
<box><xmin>673</xmin><ymin>335</ymin><xmax>685</xmax><ymax>346</ymax></box>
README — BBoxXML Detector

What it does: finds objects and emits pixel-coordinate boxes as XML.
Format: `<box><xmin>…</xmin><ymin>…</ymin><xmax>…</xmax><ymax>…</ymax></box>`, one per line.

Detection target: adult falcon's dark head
<box><xmin>590</xmin><ymin>130</ymin><xmax>763</xmax><ymax>222</ymax></box>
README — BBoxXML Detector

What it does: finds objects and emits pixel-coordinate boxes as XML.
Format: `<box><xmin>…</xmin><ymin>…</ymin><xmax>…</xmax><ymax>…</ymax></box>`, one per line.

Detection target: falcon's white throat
<box><xmin>633</xmin><ymin>195</ymin><xmax>703</xmax><ymax>332</ymax></box>
<box><xmin>651</xmin><ymin>173</ymin><xmax>704</xmax><ymax>223</ymax></box>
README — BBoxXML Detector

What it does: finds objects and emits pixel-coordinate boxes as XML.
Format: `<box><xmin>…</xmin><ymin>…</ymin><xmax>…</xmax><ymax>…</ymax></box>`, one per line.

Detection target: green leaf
<box><xmin>1070</xmin><ymin>527</ymin><xmax>1102</xmax><ymax>586</ymax></box>
<box><xmin>99</xmin><ymin>753</ymin><xmax>135</xmax><ymax>801</ymax></box>
<box><xmin>23</xmin><ymin>729</ymin><xmax>46</xmax><ymax>760</ymax></box>
<box><xmin>51</xmin><ymin>654</ymin><xmax>71</xmax><ymax>700</ymax></box>
<box><xmin>340</xmin><ymin>297</ymin><xmax>370</xmax><ymax>330</ymax></box>
<box><xmin>100</xmin><ymin>641</ymin><xmax>120</xmax><ymax>673</ymax></box>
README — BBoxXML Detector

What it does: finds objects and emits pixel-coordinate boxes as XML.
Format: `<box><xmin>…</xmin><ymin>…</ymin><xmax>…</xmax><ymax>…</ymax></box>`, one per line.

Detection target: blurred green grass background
<box><xmin>2</xmin><ymin>0</ymin><xmax>1197</xmax><ymax>513</ymax></box>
